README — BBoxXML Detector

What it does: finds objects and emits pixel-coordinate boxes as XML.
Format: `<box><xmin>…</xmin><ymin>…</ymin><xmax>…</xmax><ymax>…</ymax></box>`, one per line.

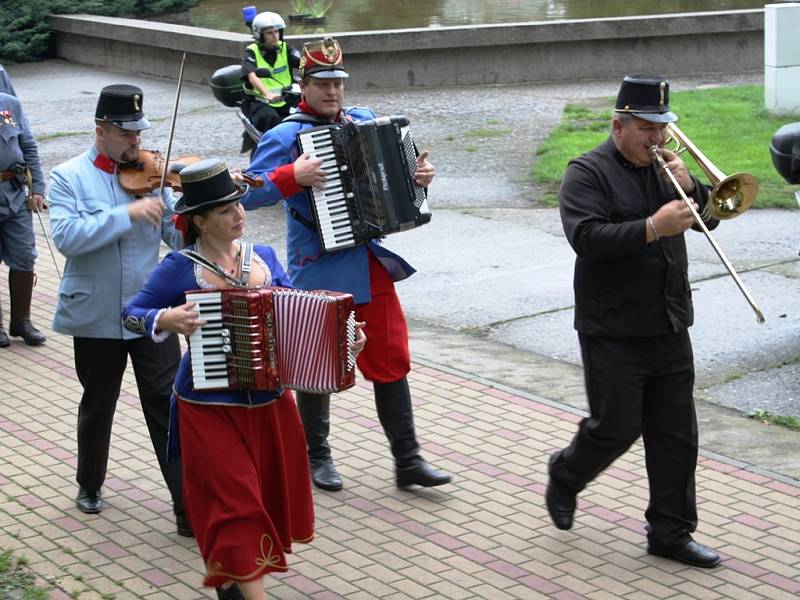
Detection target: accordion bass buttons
<box><xmin>221</xmin><ymin>328</ymin><xmax>232</xmax><ymax>354</ymax></box>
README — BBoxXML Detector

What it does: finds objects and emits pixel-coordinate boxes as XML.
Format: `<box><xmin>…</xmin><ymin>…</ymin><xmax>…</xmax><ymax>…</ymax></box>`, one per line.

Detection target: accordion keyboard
<box><xmin>185</xmin><ymin>290</ymin><xmax>231</xmax><ymax>390</ymax></box>
<box><xmin>297</xmin><ymin>126</ymin><xmax>357</xmax><ymax>251</ymax></box>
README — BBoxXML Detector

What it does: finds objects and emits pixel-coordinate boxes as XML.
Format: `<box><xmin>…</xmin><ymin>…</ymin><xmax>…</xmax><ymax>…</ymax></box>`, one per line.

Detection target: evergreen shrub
<box><xmin>0</xmin><ymin>0</ymin><xmax>198</xmax><ymax>63</ymax></box>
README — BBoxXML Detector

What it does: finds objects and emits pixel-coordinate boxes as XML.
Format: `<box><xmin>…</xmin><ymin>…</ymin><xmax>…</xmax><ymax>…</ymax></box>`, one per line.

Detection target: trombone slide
<box><xmin>650</xmin><ymin>146</ymin><xmax>765</xmax><ymax>323</ymax></box>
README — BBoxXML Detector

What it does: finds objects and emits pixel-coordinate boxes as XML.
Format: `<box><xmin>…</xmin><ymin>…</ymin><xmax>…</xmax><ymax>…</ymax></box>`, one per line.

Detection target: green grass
<box><xmin>749</xmin><ymin>409</ymin><xmax>800</xmax><ymax>430</ymax></box>
<box><xmin>37</xmin><ymin>131</ymin><xmax>85</xmax><ymax>142</ymax></box>
<box><xmin>0</xmin><ymin>549</ymin><xmax>50</xmax><ymax>600</ymax></box>
<box><xmin>533</xmin><ymin>84</ymin><xmax>799</xmax><ymax>208</ymax></box>
<box><xmin>465</xmin><ymin>127</ymin><xmax>512</xmax><ymax>138</ymax></box>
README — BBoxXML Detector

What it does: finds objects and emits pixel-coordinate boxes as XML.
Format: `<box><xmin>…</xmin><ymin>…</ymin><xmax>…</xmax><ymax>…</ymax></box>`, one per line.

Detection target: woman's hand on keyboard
<box><xmin>159</xmin><ymin>301</ymin><xmax>206</xmax><ymax>335</ymax></box>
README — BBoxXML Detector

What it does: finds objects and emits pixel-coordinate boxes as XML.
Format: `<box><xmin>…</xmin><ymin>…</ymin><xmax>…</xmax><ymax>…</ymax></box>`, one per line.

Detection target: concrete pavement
<box><xmin>1</xmin><ymin>59</ymin><xmax>799</xmax><ymax>598</ymax></box>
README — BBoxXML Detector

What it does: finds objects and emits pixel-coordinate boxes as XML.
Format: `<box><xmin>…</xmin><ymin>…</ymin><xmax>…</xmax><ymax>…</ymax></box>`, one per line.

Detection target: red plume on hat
<box><xmin>299</xmin><ymin>37</ymin><xmax>349</xmax><ymax>79</ymax></box>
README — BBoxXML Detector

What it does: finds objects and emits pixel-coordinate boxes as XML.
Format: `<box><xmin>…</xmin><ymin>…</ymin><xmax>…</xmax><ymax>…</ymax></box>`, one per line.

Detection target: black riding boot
<box><xmin>295</xmin><ymin>391</ymin><xmax>342</xmax><ymax>491</ymax></box>
<box><xmin>0</xmin><ymin>299</ymin><xmax>9</xmax><ymax>347</ymax></box>
<box><xmin>374</xmin><ymin>378</ymin><xmax>452</xmax><ymax>488</ymax></box>
<box><xmin>8</xmin><ymin>270</ymin><xmax>45</xmax><ymax>346</ymax></box>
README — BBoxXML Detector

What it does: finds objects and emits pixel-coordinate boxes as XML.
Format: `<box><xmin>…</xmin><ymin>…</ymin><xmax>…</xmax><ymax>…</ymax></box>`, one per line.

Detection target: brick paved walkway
<box><xmin>1</xmin><ymin>230</ymin><xmax>799</xmax><ymax>599</ymax></box>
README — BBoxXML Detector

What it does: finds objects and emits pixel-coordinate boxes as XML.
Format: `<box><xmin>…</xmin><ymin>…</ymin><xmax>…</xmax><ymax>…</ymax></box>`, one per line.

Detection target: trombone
<box><xmin>650</xmin><ymin>124</ymin><xmax>765</xmax><ymax>323</ymax></box>
<box><xmin>664</xmin><ymin>123</ymin><xmax>759</xmax><ymax>220</ymax></box>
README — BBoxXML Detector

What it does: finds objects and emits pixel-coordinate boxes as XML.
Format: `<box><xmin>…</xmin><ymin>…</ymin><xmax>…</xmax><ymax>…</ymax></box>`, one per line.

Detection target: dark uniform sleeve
<box><xmin>687</xmin><ymin>175</ymin><xmax>719</xmax><ymax>232</ymax></box>
<box><xmin>241</xmin><ymin>46</ymin><xmax>258</xmax><ymax>77</ymax></box>
<box><xmin>559</xmin><ymin>159</ymin><xmax>648</xmax><ymax>261</ymax></box>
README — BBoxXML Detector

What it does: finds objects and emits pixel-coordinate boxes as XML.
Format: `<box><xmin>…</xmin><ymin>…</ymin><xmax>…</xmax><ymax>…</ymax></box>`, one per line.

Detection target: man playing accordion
<box><xmin>241</xmin><ymin>37</ymin><xmax>451</xmax><ymax>492</ymax></box>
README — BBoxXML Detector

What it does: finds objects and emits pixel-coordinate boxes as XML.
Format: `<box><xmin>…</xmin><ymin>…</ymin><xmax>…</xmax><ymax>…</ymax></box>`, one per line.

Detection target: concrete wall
<box><xmin>48</xmin><ymin>11</ymin><xmax>764</xmax><ymax>90</ymax></box>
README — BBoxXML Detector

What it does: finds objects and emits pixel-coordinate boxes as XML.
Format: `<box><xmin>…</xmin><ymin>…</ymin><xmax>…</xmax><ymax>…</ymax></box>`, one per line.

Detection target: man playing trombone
<box><xmin>547</xmin><ymin>75</ymin><xmax>721</xmax><ymax>568</ymax></box>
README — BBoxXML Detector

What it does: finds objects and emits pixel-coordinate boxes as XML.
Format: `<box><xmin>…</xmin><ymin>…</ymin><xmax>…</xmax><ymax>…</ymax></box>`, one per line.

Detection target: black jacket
<box><xmin>559</xmin><ymin>137</ymin><xmax>716</xmax><ymax>337</ymax></box>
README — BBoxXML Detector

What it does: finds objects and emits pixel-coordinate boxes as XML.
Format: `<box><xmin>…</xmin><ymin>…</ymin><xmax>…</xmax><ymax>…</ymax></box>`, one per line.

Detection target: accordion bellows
<box><xmin>186</xmin><ymin>287</ymin><xmax>356</xmax><ymax>393</ymax></box>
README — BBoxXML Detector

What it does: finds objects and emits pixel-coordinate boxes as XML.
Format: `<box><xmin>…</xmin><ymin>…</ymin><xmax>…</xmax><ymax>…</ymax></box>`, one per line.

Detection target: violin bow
<box><xmin>158</xmin><ymin>51</ymin><xmax>188</xmax><ymax>196</ymax></box>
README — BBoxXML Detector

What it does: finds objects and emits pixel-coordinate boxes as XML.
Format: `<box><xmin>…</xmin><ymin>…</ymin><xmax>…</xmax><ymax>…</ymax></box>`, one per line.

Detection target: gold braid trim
<box><xmin>206</xmin><ymin>532</ymin><xmax>287</xmax><ymax>581</ymax></box>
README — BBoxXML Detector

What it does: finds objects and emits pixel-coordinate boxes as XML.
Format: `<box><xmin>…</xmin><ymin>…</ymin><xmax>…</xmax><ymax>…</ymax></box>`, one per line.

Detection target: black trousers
<box><xmin>242</xmin><ymin>96</ymin><xmax>291</xmax><ymax>134</ymax></box>
<box><xmin>73</xmin><ymin>335</ymin><xmax>184</xmax><ymax>516</ymax></box>
<box><xmin>549</xmin><ymin>330</ymin><xmax>698</xmax><ymax>546</ymax></box>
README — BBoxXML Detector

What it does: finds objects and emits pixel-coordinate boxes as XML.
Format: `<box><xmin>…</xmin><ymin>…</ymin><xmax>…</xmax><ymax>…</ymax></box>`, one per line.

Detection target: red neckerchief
<box><xmin>297</xmin><ymin>100</ymin><xmax>346</xmax><ymax>124</ymax></box>
<box><xmin>93</xmin><ymin>153</ymin><xmax>119</xmax><ymax>174</ymax></box>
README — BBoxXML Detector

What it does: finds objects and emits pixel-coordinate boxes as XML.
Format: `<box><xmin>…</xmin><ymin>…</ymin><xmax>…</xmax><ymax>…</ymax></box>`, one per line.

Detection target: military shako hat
<box><xmin>299</xmin><ymin>37</ymin><xmax>349</xmax><ymax>79</ymax></box>
<box><xmin>174</xmin><ymin>158</ymin><xmax>249</xmax><ymax>214</ymax></box>
<box><xmin>614</xmin><ymin>75</ymin><xmax>677</xmax><ymax>124</ymax></box>
<box><xmin>95</xmin><ymin>84</ymin><xmax>151</xmax><ymax>131</ymax></box>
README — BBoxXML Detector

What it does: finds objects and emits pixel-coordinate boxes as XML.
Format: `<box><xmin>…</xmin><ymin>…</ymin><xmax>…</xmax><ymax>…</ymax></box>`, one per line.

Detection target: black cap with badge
<box><xmin>95</xmin><ymin>84</ymin><xmax>150</xmax><ymax>131</ymax></box>
<box><xmin>614</xmin><ymin>75</ymin><xmax>678</xmax><ymax>124</ymax></box>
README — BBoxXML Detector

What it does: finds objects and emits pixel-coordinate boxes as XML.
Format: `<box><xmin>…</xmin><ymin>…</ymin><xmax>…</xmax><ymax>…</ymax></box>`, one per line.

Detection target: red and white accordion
<box><xmin>185</xmin><ymin>287</ymin><xmax>356</xmax><ymax>393</ymax></box>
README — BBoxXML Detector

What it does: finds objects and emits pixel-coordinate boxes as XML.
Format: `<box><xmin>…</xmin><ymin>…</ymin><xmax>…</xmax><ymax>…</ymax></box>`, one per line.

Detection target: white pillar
<box><xmin>764</xmin><ymin>2</ymin><xmax>800</xmax><ymax>115</ymax></box>
<box><xmin>765</xmin><ymin>2</ymin><xmax>800</xmax><ymax>115</ymax></box>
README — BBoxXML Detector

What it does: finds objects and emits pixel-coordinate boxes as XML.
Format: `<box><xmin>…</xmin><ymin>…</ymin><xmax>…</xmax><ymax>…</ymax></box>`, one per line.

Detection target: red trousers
<box><xmin>355</xmin><ymin>252</ymin><xmax>411</xmax><ymax>383</ymax></box>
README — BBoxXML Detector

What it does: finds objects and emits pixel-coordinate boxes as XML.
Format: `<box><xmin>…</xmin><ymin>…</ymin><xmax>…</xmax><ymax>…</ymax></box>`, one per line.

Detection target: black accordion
<box><xmin>296</xmin><ymin>115</ymin><xmax>432</xmax><ymax>253</ymax></box>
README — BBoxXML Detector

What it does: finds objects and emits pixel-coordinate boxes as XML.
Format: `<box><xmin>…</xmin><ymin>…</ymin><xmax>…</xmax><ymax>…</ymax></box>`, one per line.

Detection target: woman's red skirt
<box><xmin>177</xmin><ymin>390</ymin><xmax>315</xmax><ymax>588</ymax></box>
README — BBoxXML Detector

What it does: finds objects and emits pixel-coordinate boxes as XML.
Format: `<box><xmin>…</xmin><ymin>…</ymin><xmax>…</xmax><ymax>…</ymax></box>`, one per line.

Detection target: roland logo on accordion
<box><xmin>296</xmin><ymin>115</ymin><xmax>432</xmax><ymax>253</ymax></box>
<box><xmin>185</xmin><ymin>287</ymin><xmax>357</xmax><ymax>394</ymax></box>
<box><xmin>377</xmin><ymin>161</ymin><xmax>389</xmax><ymax>192</ymax></box>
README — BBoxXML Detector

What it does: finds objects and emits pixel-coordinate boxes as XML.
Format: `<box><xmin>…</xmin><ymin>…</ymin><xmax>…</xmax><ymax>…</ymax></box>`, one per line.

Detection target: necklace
<box><xmin>198</xmin><ymin>240</ymin><xmax>241</xmax><ymax>275</ymax></box>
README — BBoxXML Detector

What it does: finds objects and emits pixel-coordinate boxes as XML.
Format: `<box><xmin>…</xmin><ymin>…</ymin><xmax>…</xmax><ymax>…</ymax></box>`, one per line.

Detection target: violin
<box><xmin>118</xmin><ymin>149</ymin><xmax>203</xmax><ymax>195</ymax></box>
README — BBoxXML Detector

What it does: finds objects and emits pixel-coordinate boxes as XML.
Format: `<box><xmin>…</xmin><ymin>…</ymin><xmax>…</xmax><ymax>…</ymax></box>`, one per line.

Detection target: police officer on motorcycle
<box><xmin>241</xmin><ymin>11</ymin><xmax>301</xmax><ymax>134</ymax></box>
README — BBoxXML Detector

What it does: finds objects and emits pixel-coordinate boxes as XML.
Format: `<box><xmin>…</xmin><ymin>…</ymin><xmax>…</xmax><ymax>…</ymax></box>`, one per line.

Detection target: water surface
<box><xmin>188</xmin><ymin>0</ymin><xmax>774</xmax><ymax>34</ymax></box>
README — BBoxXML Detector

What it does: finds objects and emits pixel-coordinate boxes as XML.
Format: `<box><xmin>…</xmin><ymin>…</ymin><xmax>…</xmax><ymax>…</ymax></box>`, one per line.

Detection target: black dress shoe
<box><xmin>310</xmin><ymin>458</ymin><xmax>343</xmax><ymax>491</ymax></box>
<box><xmin>175</xmin><ymin>513</ymin><xmax>194</xmax><ymax>537</ymax></box>
<box><xmin>396</xmin><ymin>459</ymin><xmax>452</xmax><ymax>488</ymax></box>
<box><xmin>75</xmin><ymin>488</ymin><xmax>103</xmax><ymax>514</ymax></box>
<box><xmin>216</xmin><ymin>583</ymin><xmax>244</xmax><ymax>600</ymax></box>
<box><xmin>0</xmin><ymin>326</ymin><xmax>9</xmax><ymax>348</ymax></box>
<box><xmin>545</xmin><ymin>475</ymin><xmax>576</xmax><ymax>530</ymax></box>
<box><xmin>648</xmin><ymin>539</ymin><xmax>721</xmax><ymax>568</ymax></box>
<box><xmin>9</xmin><ymin>320</ymin><xmax>46</xmax><ymax>346</ymax></box>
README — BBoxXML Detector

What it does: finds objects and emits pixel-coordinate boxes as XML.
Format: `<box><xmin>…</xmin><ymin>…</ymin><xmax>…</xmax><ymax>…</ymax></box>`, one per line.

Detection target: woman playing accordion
<box><xmin>122</xmin><ymin>158</ymin><xmax>364</xmax><ymax>600</ymax></box>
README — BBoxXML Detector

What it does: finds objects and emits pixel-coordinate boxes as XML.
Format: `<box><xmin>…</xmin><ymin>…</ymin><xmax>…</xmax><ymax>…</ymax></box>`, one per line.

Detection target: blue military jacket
<box><xmin>48</xmin><ymin>146</ymin><xmax>183</xmax><ymax>339</ymax></box>
<box><xmin>0</xmin><ymin>92</ymin><xmax>45</xmax><ymax>219</ymax></box>
<box><xmin>242</xmin><ymin>107</ymin><xmax>415</xmax><ymax>304</ymax></box>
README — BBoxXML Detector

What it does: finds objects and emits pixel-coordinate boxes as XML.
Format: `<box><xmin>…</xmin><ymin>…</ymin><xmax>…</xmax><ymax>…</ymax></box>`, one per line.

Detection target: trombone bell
<box><xmin>710</xmin><ymin>172</ymin><xmax>759</xmax><ymax>219</ymax></box>
<box><xmin>665</xmin><ymin>123</ymin><xmax>759</xmax><ymax>220</ymax></box>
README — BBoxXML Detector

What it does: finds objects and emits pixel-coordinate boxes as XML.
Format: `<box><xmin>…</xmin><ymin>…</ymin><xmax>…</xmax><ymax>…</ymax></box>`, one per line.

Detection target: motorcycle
<box><xmin>209</xmin><ymin>64</ymin><xmax>301</xmax><ymax>156</ymax></box>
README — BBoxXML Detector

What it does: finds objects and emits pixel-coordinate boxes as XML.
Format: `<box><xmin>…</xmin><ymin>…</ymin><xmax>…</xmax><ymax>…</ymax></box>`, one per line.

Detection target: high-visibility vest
<box><xmin>244</xmin><ymin>42</ymin><xmax>292</xmax><ymax>108</ymax></box>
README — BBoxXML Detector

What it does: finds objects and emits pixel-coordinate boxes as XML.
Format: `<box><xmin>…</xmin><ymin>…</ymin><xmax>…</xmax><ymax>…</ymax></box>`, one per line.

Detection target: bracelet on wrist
<box><xmin>647</xmin><ymin>216</ymin><xmax>660</xmax><ymax>241</ymax></box>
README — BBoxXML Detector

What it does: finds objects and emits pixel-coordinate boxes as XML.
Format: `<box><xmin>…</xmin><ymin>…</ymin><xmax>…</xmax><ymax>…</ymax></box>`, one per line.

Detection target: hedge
<box><xmin>0</xmin><ymin>0</ymin><xmax>199</xmax><ymax>63</ymax></box>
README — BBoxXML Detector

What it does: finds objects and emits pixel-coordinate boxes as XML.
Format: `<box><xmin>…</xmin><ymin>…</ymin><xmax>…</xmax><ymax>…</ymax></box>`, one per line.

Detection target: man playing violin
<box><xmin>47</xmin><ymin>84</ymin><xmax>190</xmax><ymax>536</ymax></box>
<box><xmin>547</xmin><ymin>75</ymin><xmax>721</xmax><ymax>568</ymax></box>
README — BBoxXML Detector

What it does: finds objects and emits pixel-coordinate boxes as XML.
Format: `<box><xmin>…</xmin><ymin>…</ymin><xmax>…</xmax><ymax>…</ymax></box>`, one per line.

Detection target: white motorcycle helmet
<box><xmin>251</xmin><ymin>11</ymin><xmax>286</xmax><ymax>43</ymax></box>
